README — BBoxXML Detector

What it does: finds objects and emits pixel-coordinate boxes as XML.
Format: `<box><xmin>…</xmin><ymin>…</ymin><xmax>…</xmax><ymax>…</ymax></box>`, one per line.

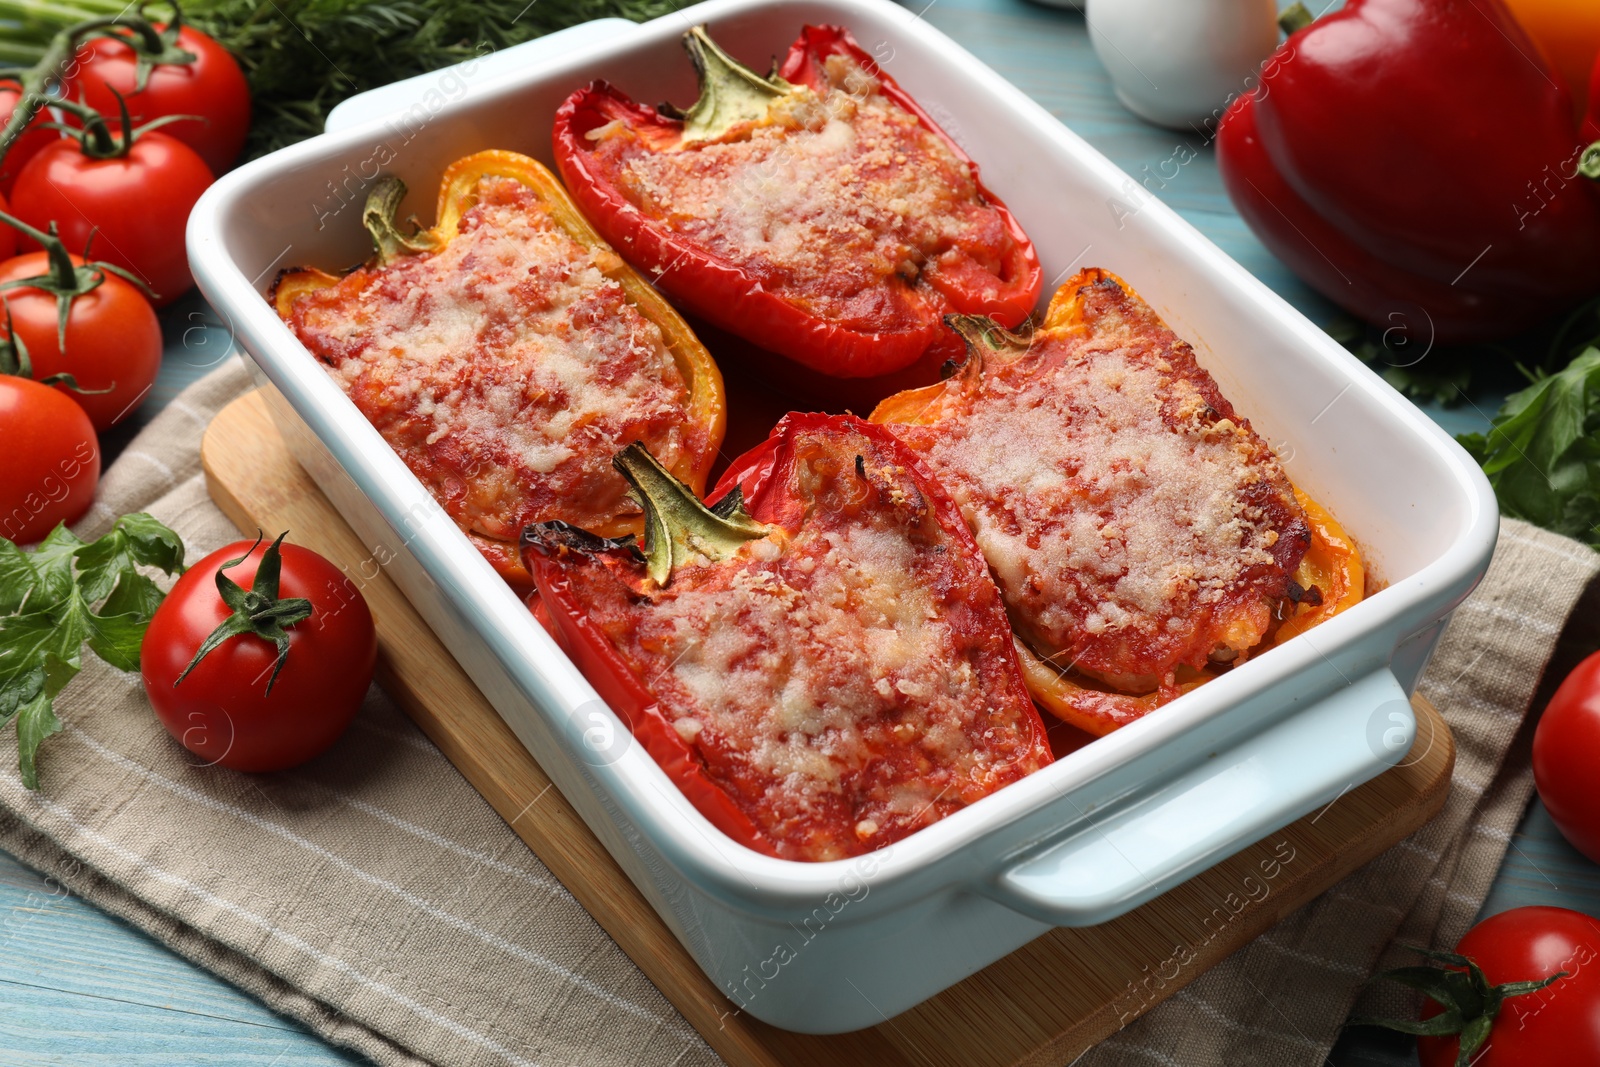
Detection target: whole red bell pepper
<box><xmin>522</xmin><ymin>415</ymin><xmax>1053</xmax><ymax>861</ymax></box>
<box><xmin>551</xmin><ymin>24</ymin><xmax>1040</xmax><ymax>381</ymax></box>
<box><xmin>1217</xmin><ymin>0</ymin><xmax>1600</xmax><ymax>343</ymax></box>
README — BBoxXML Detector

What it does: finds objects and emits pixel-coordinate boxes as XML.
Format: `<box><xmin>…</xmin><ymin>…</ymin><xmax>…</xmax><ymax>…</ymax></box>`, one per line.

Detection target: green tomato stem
<box><xmin>0</xmin><ymin>11</ymin><xmax>184</xmax><ymax>163</ymax></box>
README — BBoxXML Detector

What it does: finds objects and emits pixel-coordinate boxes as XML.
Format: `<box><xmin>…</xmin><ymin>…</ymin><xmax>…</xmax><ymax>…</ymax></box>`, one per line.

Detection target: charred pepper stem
<box><xmin>944</xmin><ymin>313</ymin><xmax>1033</xmax><ymax>366</ymax></box>
<box><xmin>612</xmin><ymin>442</ymin><xmax>771</xmax><ymax>586</ymax></box>
<box><xmin>678</xmin><ymin>24</ymin><xmax>798</xmax><ymax>145</ymax></box>
<box><xmin>174</xmin><ymin>532</ymin><xmax>314</xmax><ymax>696</ymax></box>
<box><xmin>362</xmin><ymin>177</ymin><xmax>441</xmax><ymax>266</ymax></box>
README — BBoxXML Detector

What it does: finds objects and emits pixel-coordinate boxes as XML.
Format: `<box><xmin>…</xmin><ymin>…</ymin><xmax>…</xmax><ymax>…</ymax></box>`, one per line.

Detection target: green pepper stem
<box><xmin>362</xmin><ymin>177</ymin><xmax>441</xmax><ymax>266</ymax></box>
<box><xmin>943</xmin><ymin>313</ymin><xmax>1034</xmax><ymax>374</ymax></box>
<box><xmin>1277</xmin><ymin>2</ymin><xmax>1314</xmax><ymax>35</ymax></box>
<box><xmin>678</xmin><ymin>24</ymin><xmax>797</xmax><ymax>146</ymax></box>
<box><xmin>612</xmin><ymin>442</ymin><xmax>772</xmax><ymax>586</ymax></box>
<box><xmin>1579</xmin><ymin>141</ymin><xmax>1600</xmax><ymax>182</ymax></box>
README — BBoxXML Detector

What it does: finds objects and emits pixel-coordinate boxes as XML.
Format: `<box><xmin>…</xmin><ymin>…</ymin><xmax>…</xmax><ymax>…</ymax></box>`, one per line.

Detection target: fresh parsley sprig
<box><xmin>1458</xmin><ymin>348</ymin><xmax>1600</xmax><ymax>550</ymax></box>
<box><xmin>0</xmin><ymin>514</ymin><xmax>184</xmax><ymax>789</ymax></box>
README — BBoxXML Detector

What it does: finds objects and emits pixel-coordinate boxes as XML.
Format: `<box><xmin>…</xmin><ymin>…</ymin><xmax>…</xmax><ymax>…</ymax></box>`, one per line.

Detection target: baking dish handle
<box><xmin>989</xmin><ymin>667</ymin><xmax>1417</xmax><ymax>927</ymax></box>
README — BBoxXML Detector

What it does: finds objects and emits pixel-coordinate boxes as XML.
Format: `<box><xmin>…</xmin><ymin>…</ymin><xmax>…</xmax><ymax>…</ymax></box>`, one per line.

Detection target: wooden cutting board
<box><xmin>201</xmin><ymin>388</ymin><xmax>1455</xmax><ymax>1067</ymax></box>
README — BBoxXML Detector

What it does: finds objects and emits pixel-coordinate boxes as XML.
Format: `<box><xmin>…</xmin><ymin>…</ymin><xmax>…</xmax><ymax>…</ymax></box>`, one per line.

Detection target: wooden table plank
<box><xmin>0</xmin><ymin>852</ymin><xmax>363</xmax><ymax>1066</ymax></box>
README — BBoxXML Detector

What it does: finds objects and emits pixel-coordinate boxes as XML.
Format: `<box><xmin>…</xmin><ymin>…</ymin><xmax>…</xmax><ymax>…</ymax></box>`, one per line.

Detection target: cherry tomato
<box><xmin>0</xmin><ymin>375</ymin><xmax>100</xmax><ymax>545</ymax></box>
<box><xmin>140</xmin><ymin>537</ymin><xmax>377</xmax><ymax>773</ymax></box>
<box><xmin>9</xmin><ymin>129</ymin><xmax>213</xmax><ymax>306</ymax></box>
<box><xmin>0</xmin><ymin>251</ymin><xmax>161</xmax><ymax>430</ymax></box>
<box><xmin>66</xmin><ymin>24</ymin><xmax>251</xmax><ymax>176</ymax></box>
<box><xmin>0</xmin><ymin>81</ymin><xmax>59</xmax><ymax>196</ymax></box>
<box><xmin>1418</xmin><ymin>906</ymin><xmax>1600</xmax><ymax>1067</ymax></box>
<box><xmin>1534</xmin><ymin>650</ymin><xmax>1600</xmax><ymax>862</ymax></box>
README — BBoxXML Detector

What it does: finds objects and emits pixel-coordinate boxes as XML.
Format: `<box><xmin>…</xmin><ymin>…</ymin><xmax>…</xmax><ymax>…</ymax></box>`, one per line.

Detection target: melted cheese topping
<box><xmin>894</xmin><ymin>287</ymin><xmax>1306</xmax><ymax>687</ymax></box>
<box><xmin>589</xmin><ymin>54</ymin><xmax>1012</xmax><ymax>329</ymax></box>
<box><xmin>583</xmin><ymin>428</ymin><xmax>1048</xmax><ymax>861</ymax></box>
<box><xmin>285</xmin><ymin>176</ymin><xmax>698</xmax><ymax>540</ymax></box>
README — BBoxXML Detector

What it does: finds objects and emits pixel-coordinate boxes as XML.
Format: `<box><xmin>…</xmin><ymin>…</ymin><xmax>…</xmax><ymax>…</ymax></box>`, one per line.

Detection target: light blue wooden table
<box><xmin>5</xmin><ymin>2</ymin><xmax>1598</xmax><ymax>1064</ymax></box>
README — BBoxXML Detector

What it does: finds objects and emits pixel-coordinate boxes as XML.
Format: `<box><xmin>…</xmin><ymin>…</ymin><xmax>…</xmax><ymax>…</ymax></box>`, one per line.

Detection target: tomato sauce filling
<box><xmin>283</xmin><ymin>175</ymin><xmax>701</xmax><ymax>541</ymax></box>
<box><xmin>886</xmin><ymin>278</ymin><xmax>1310</xmax><ymax>692</ymax></box>
<box><xmin>584</xmin><ymin>54</ymin><xmax>1021</xmax><ymax>333</ymax></box>
<box><xmin>565</xmin><ymin>425</ymin><xmax>1051</xmax><ymax>861</ymax></box>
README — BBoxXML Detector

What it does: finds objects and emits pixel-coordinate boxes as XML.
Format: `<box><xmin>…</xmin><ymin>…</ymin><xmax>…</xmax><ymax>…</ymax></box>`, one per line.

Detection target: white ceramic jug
<box><xmin>1086</xmin><ymin>0</ymin><xmax>1280</xmax><ymax>130</ymax></box>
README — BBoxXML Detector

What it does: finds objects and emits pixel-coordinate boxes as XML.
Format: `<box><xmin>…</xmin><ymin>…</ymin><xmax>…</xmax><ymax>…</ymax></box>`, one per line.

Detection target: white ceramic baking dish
<box><xmin>186</xmin><ymin>0</ymin><xmax>1497</xmax><ymax>1033</ymax></box>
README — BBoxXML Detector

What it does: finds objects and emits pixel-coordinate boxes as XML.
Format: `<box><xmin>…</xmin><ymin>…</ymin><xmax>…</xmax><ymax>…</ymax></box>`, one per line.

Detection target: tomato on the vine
<box><xmin>0</xmin><ymin>249</ymin><xmax>161</xmax><ymax>430</ymax></box>
<box><xmin>1534</xmin><ymin>650</ymin><xmax>1600</xmax><ymax>863</ymax></box>
<box><xmin>66</xmin><ymin>22</ymin><xmax>251</xmax><ymax>175</ymax></box>
<box><xmin>10</xmin><ymin>123</ymin><xmax>212</xmax><ymax>307</ymax></box>
<box><xmin>1418</xmin><ymin>907</ymin><xmax>1600</xmax><ymax>1066</ymax></box>
<box><xmin>1362</xmin><ymin>906</ymin><xmax>1600</xmax><ymax>1066</ymax></box>
<box><xmin>0</xmin><ymin>375</ymin><xmax>99</xmax><ymax>545</ymax></box>
<box><xmin>0</xmin><ymin>81</ymin><xmax>58</xmax><ymax>196</ymax></box>
<box><xmin>140</xmin><ymin>534</ymin><xmax>377</xmax><ymax>773</ymax></box>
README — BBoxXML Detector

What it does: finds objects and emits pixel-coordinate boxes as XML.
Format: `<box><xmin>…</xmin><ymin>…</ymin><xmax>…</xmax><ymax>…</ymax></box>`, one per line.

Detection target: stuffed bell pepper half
<box><xmin>522</xmin><ymin>414</ymin><xmax>1054</xmax><ymax>861</ymax></box>
<box><xmin>275</xmin><ymin>150</ymin><xmax>726</xmax><ymax>591</ymax></box>
<box><xmin>552</xmin><ymin>24</ymin><xmax>1041</xmax><ymax>384</ymax></box>
<box><xmin>872</xmin><ymin>269</ymin><xmax>1365</xmax><ymax>736</ymax></box>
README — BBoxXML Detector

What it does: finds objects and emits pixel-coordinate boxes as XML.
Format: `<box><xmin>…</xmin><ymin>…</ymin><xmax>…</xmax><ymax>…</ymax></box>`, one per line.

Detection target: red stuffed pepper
<box><xmin>522</xmin><ymin>414</ymin><xmax>1053</xmax><ymax>861</ymax></box>
<box><xmin>871</xmin><ymin>270</ymin><xmax>1364</xmax><ymax>736</ymax></box>
<box><xmin>552</xmin><ymin>24</ymin><xmax>1041</xmax><ymax>382</ymax></box>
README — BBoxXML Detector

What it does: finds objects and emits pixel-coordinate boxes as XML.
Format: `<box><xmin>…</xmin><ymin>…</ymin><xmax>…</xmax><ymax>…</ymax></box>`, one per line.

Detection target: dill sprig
<box><xmin>0</xmin><ymin>0</ymin><xmax>686</xmax><ymax>159</ymax></box>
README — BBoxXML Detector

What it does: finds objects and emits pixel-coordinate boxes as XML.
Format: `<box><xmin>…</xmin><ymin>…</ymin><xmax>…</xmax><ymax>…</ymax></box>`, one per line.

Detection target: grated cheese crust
<box><xmin>587</xmin><ymin>54</ymin><xmax>1013</xmax><ymax>331</ymax></box>
<box><xmin>284</xmin><ymin>176</ymin><xmax>700</xmax><ymax>541</ymax></box>
<box><xmin>890</xmin><ymin>278</ymin><xmax>1309</xmax><ymax>688</ymax></box>
<box><xmin>577</xmin><ymin>427</ymin><xmax>1049</xmax><ymax>861</ymax></box>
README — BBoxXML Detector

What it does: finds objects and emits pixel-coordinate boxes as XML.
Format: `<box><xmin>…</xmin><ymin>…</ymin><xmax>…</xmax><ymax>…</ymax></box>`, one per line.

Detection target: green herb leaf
<box><xmin>100</xmin><ymin>571</ymin><xmax>165</xmax><ymax>622</ymax></box>
<box><xmin>86</xmin><ymin>608</ymin><xmax>151</xmax><ymax>673</ymax></box>
<box><xmin>0</xmin><ymin>540</ymin><xmax>35</xmax><ymax>615</ymax></box>
<box><xmin>28</xmin><ymin>525</ymin><xmax>86</xmax><ymax>604</ymax></box>
<box><xmin>188</xmin><ymin>0</ymin><xmax>691</xmax><ymax>160</ymax></box>
<box><xmin>77</xmin><ymin>513</ymin><xmax>188</xmax><ymax>603</ymax></box>
<box><xmin>15</xmin><ymin>681</ymin><xmax>63</xmax><ymax>791</ymax></box>
<box><xmin>0</xmin><ymin>666</ymin><xmax>44</xmax><ymax>729</ymax></box>
<box><xmin>1458</xmin><ymin>348</ymin><xmax>1600</xmax><ymax>549</ymax></box>
<box><xmin>1331</xmin><ymin>315</ymin><xmax>1474</xmax><ymax>407</ymax></box>
<box><xmin>0</xmin><ymin>513</ymin><xmax>185</xmax><ymax>789</ymax></box>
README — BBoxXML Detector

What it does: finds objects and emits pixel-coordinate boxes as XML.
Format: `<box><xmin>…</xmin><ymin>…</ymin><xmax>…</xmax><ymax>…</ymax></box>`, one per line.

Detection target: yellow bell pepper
<box><xmin>1502</xmin><ymin>0</ymin><xmax>1600</xmax><ymax>115</ymax></box>
<box><xmin>274</xmin><ymin>150</ymin><xmax>726</xmax><ymax>593</ymax></box>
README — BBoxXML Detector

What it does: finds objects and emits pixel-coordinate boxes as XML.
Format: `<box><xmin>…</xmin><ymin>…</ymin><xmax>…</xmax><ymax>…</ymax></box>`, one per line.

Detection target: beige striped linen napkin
<box><xmin>3</xmin><ymin>357</ymin><xmax>1596</xmax><ymax>1067</ymax></box>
